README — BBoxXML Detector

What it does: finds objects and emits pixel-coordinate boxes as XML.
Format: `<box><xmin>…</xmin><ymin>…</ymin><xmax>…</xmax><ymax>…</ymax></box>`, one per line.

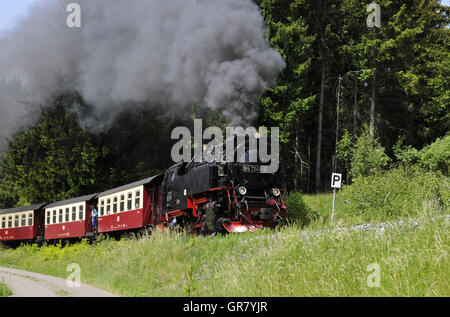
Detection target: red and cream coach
<box><xmin>96</xmin><ymin>175</ymin><xmax>162</xmax><ymax>233</ymax></box>
<box><xmin>44</xmin><ymin>194</ymin><xmax>97</xmax><ymax>240</ymax></box>
<box><xmin>0</xmin><ymin>204</ymin><xmax>46</xmax><ymax>242</ymax></box>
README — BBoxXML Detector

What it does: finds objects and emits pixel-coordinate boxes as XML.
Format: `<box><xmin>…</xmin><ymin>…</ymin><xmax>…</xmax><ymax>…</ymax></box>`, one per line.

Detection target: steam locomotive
<box><xmin>0</xmin><ymin>139</ymin><xmax>286</xmax><ymax>243</ymax></box>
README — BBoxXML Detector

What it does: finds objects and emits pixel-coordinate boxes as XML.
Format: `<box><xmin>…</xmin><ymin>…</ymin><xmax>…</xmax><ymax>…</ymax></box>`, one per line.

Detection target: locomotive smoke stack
<box><xmin>0</xmin><ymin>0</ymin><xmax>285</xmax><ymax>147</ymax></box>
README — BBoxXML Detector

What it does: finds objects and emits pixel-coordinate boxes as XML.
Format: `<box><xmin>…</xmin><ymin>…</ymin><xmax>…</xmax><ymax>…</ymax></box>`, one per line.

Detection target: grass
<box><xmin>0</xmin><ymin>281</ymin><xmax>12</xmax><ymax>297</ymax></box>
<box><xmin>303</xmin><ymin>192</ymin><xmax>364</xmax><ymax>226</ymax></box>
<box><xmin>0</xmin><ymin>213</ymin><xmax>448</xmax><ymax>297</ymax></box>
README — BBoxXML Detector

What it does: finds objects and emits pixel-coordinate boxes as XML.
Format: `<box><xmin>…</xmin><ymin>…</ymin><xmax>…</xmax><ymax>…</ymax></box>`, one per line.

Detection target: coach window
<box><xmin>113</xmin><ymin>197</ymin><xmax>118</xmax><ymax>214</ymax></box>
<box><xmin>79</xmin><ymin>205</ymin><xmax>84</xmax><ymax>220</ymax></box>
<box><xmin>120</xmin><ymin>195</ymin><xmax>125</xmax><ymax>212</ymax></box>
<box><xmin>100</xmin><ymin>200</ymin><xmax>105</xmax><ymax>216</ymax></box>
<box><xmin>8</xmin><ymin>216</ymin><xmax>12</xmax><ymax>228</ymax></box>
<box><xmin>135</xmin><ymin>190</ymin><xmax>141</xmax><ymax>209</ymax></box>
<box><xmin>53</xmin><ymin>210</ymin><xmax>57</xmax><ymax>224</ymax></box>
<box><xmin>127</xmin><ymin>192</ymin><xmax>132</xmax><ymax>210</ymax></box>
<box><xmin>1</xmin><ymin>217</ymin><xmax>5</xmax><ymax>229</ymax></box>
<box><xmin>21</xmin><ymin>214</ymin><xmax>26</xmax><ymax>227</ymax></box>
<box><xmin>72</xmin><ymin>206</ymin><xmax>76</xmax><ymax>221</ymax></box>
<box><xmin>28</xmin><ymin>213</ymin><xmax>33</xmax><ymax>226</ymax></box>
<box><xmin>106</xmin><ymin>199</ymin><xmax>111</xmax><ymax>214</ymax></box>
<box><xmin>58</xmin><ymin>209</ymin><xmax>63</xmax><ymax>223</ymax></box>
<box><xmin>14</xmin><ymin>215</ymin><xmax>19</xmax><ymax>227</ymax></box>
<box><xmin>46</xmin><ymin>211</ymin><xmax>50</xmax><ymax>225</ymax></box>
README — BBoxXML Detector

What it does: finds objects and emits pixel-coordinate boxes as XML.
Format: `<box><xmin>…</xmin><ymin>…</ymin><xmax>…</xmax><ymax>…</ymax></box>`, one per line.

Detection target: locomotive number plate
<box><xmin>242</xmin><ymin>165</ymin><xmax>261</xmax><ymax>173</ymax></box>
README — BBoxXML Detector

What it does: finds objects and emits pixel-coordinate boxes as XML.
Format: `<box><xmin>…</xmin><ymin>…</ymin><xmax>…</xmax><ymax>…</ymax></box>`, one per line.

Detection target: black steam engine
<box><xmin>161</xmin><ymin>142</ymin><xmax>286</xmax><ymax>234</ymax></box>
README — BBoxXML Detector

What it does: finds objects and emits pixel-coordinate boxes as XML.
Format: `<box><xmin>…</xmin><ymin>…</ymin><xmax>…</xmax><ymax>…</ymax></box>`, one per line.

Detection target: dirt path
<box><xmin>0</xmin><ymin>267</ymin><xmax>118</xmax><ymax>297</ymax></box>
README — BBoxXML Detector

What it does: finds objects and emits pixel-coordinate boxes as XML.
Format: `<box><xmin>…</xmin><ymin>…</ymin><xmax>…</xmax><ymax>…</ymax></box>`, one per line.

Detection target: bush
<box><xmin>285</xmin><ymin>192</ymin><xmax>319</xmax><ymax>227</ymax></box>
<box><xmin>350</xmin><ymin>129</ymin><xmax>390</xmax><ymax>179</ymax></box>
<box><xmin>341</xmin><ymin>166</ymin><xmax>449</xmax><ymax>221</ymax></box>
<box><xmin>394</xmin><ymin>135</ymin><xmax>450</xmax><ymax>176</ymax></box>
<box><xmin>420</xmin><ymin>135</ymin><xmax>450</xmax><ymax>176</ymax></box>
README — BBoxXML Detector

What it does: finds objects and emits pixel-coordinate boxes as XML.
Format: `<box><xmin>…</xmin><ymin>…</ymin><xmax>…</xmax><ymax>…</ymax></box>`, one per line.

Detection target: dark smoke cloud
<box><xmin>0</xmin><ymin>0</ymin><xmax>285</xmax><ymax>149</ymax></box>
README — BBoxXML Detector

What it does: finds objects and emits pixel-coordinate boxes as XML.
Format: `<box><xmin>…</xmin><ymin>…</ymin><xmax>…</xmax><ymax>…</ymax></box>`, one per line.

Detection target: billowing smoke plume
<box><xmin>0</xmin><ymin>0</ymin><xmax>285</xmax><ymax>149</ymax></box>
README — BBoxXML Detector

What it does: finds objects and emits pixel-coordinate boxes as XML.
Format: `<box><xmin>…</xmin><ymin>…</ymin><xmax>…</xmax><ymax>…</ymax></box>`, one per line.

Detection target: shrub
<box><xmin>420</xmin><ymin>135</ymin><xmax>450</xmax><ymax>176</ymax></box>
<box><xmin>350</xmin><ymin>129</ymin><xmax>390</xmax><ymax>179</ymax></box>
<box><xmin>393</xmin><ymin>137</ymin><xmax>421</xmax><ymax>166</ymax></box>
<box><xmin>394</xmin><ymin>135</ymin><xmax>449</xmax><ymax>176</ymax></box>
<box><xmin>285</xmin><ymin>192</ymin><xmax>318</xmax><ymax>227</ymax></box>
<box><xmin>341</xmin><ymin>166</ymin><xmax>449</xmax><ymax>221</ymax></box>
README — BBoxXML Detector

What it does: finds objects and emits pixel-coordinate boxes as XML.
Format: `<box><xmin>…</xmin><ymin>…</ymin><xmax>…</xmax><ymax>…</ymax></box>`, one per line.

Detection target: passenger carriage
<box><xmin>44</xmin><ymin>194</ymin><xmax>97</xmax><ymax>240</ymax></box>
<box><xmin>0</xmin><ymin>204</ymin><xmax>46</xmax><ymax>242</ymax></box>
<box><xmin>96</xmin><ymin>175</ymin><xmax>163</xmax><ymax>233</ymax></box>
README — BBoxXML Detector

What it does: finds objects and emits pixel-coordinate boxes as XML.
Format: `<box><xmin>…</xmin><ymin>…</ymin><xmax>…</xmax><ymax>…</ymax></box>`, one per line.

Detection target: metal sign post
<box><xmin>331</xmin><ymin>173</ymin><xmax>342</xmax><ymax>225</ymax></box>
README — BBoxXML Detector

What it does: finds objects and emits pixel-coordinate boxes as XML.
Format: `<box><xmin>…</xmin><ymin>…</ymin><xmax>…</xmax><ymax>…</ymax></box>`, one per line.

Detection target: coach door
<box><xmin>163</xmin><ymin>167</ymin><xmax>178</xmax><ymax>211</ymax></box>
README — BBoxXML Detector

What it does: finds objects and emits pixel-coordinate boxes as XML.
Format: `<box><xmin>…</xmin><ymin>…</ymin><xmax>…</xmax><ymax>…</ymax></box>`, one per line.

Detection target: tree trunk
<box><xmin>294</xmin><ymin>128</ymin><xmax>299</xmax><ymax>191</ymax></box>
<box><xmin>315</xmin><ymin>58</ymin><xmax>326</xmax><ymax>193</ymax></box>
<box><xmin>353</xmin><ymin>76</ymin><xmax>358</xmax><ymax>142</ymax></box>
<box><xmin>369</xmin><ymin>70</ymin><xmax>376</xmax><ymax>142</ymax></box>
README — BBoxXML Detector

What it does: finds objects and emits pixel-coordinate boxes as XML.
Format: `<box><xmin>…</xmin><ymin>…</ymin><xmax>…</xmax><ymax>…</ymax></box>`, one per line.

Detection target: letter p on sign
<box><xmin>331</xmin><ymin>173</ymin><xmax>342</xmax><ymax>189</ymax></box>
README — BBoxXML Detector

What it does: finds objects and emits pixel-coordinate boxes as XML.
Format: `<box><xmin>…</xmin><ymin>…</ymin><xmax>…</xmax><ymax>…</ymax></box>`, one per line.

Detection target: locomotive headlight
<box><xmin>272</xmin><ymin>188</ymin><xmax>281</xmax><ymax>197</ymax></box>
<box><xmin>218</xmin><ymin>165</ymin><xmax>225</xmax><ymax>177</ymax></box>
<box><xmin>238</xmin><ymin>186</ymin><xmax>247</xmax><ymax>196</ymax></box>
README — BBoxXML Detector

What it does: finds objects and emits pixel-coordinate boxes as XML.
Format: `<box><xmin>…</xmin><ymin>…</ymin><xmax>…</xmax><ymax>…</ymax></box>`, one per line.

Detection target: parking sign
<box><xmin>331</xmin><ymin>173</ymin><xmax>342</xmax><ymax>189</ymax></box>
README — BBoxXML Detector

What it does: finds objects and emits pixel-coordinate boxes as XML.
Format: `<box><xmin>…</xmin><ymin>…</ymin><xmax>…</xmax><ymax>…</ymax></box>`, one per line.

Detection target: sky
<box><xmin>0</xmin><ymin>0</ymin><xmax>449</xmax><ymax>35</ymax></box>
<box><xmin>0</xmin><ymin>0</ymin><xmax>41</xmax><ymax>34</ymax></box>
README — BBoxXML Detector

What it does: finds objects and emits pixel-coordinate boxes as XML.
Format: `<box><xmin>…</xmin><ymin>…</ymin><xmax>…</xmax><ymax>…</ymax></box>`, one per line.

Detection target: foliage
<box><xmin>0</xmin><ymin>281</ymin><xmax>12</xmax><ymax>297</ymax></box>
<box><xmin>0</xmin><ymin>94</ymin><xmax>100</xmax><ymax>204</ymax></box>
<box><xmin>350</xmin><ymin>128</ymin><xmax>390</xmax><ymax>179</ymax></box>
<box><xmin>394</xmin><ymin>134</ymin><xmax>450</xmax><ymax>175</ymax></box>
<box><xmin>285</xmin><ymin>192</ymin><xmax>318</xmax><ymax>226</ymax></box>
<box><xmin>419</xmin><ymin>135</ymin><xmax>450</xmax><ymax>176</ymax></box>
<box><xmin>341</xmin><ymin>166</ymin><xmax>449</xmax><ymax>222</ymax></box>
<box><xmin>0</xmin><ymin>180</ymin><xmax>20</xmax><ymax>209</ymax></box>
<box><xmin>256</xmin><ymin>0</ymin><xmax>449</xmax><ymax>192</ymax></box>
<box><xmin>393</xmin><ymin>137</ymin><xmax>421</xmax><ymax>166</ymax></box>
